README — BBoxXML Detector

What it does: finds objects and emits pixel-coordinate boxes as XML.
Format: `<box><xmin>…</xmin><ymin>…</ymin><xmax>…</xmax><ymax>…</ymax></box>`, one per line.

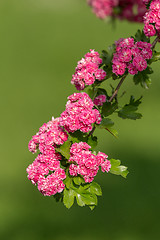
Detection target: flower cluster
<box><xmin>87</xmin><ymin>0</ymin><xmax>147</xmax><ymax>23</ymax></box>
<box><xmin>28</xmin><ymin>117</ymin><xmax>68</xmax><ymax>154</ymax></box>
<box><xmin>69</xmin><ymin>142</ymin><xmax>111</xmax><ymax>183</ymax></box>
<box><xmin>143</xmin><ymin>0</ymin><xmax>151</xmax><ymax>4</ymax></box>
<box><xmin>71</xmin><ymin>49</ymin><xmax>106</xmax><ymax>90</ymax></box>
<box><xmin>26</xmin><ymin>153</ymin><xmax>66</xmax><ymax>196</ymax></box>
<box><xmin>93</xmin><ymin>94</ymin><xmax>106</xmax><ymax>106</ymax></box>
<box><xmin>60</xmin><ymin>92</ymin><xmax>102</xmax><ymax>133</ymax></box>
<box><xmin>27</xmin><ymin>117</ymin><xmax>68</xmax><ymax>196</ymax></box>
<box><xmin>143</xmin><ymin>0</ymin><xmax>160</xmax><ymax>37</ymax></box>
<box><xmin>112</xmin><ymin>37</ymin><xmax>152</xmax><ymax>76</ymax></box>
<box><xmin>87</xmin><ymin>0</ymin><xmax>118</xmax><ymax>19</ymax></box>
<box><xmin>118</xmin><ymin>0</ymin><xmax>147</xmax><ymax>23</ymax></box>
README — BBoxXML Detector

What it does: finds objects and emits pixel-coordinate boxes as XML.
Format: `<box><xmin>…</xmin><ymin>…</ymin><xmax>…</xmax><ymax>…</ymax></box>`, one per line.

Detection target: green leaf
<box><xmin>69</xmin><ymin>131</ymin><xmax>87</xmax><ymax>143</ymax></box>
<box><xmin>89</xmin><ymin>205</ymin><xmax>96</xmax><ymax>210</ymax></box>
<box><xmin>75</xmin><ymin>193</ymin><xmax>86</xmax><ymax>207</ymax></box>
<box><xmin>97</xmin><ymin>118</ymin><xmax>114</xmax><ymax>129</ymax></box>
<box><xmin>64</xmin><ymin>176</ymin><xmax>73</xmax><ymax>189</ymax></box>
<box><xmin>87</xmin><ymin>88</ymin><xmax>98</xmax><ymax>100</ymax></box>
<box><xmin>96</xmin><ymin>88</ymin><xmax>108</xmax><ymax>97</ymax></box>
<box><xmin>110</xmin><ymin>158</ymin><xmax>129</xmax><ymax>178</ymax></box>
<box><xmin>63</xmin><ymin>188</ymin><xmax>75</xmax><ymax>209</ymax></box>
<box><xmin>118</xmin><ymin>96</ymin><xmax>142</xmax><ymax>120</ymax></box>
<box><xmin>134</xmin><ymin>29</ymin><xmax>150</xmax><ymax>43</ymax></box>
<box><xmin>97</xmin><ymin>117</ymin><xmax>118</xmax><ymax>138</ymax></box>
<box><xmin>118</xmin><ymin>105</ymin><xmax>142</xmax><ymax>120</ymax></box>
<box><xmin>73</xmin><ymin>176</ymin><xmax>85</xmax><ymax>185</ymax></box>
<box><xmin>129</xmin><ymin>95</ymin><xmax>142</xmax><ymax>107</ymax></box>
<box><xmin>87</xmin><ymin>135</ymin><xmax>98</xmax><ymax>150</ymax></box>
<box><xmin>102</xmin><ymin>102</ymin><xmax>118</xmax><ymax>117</ymax></box>
<box><xmin>101</xmin><ymin>45</ymin><xmax>115</xmax><ymax>66</ymax></box>
<box><xmin>55</xmin><ymin>140</ymin><xmax>71</xmax><ymax>159</ymax></box>
<box><xmin>133</xmin><ymin>67</ymin><xmax>152</xmax><ymax>89</ymax></box>
<box><xmin>89</xmin><ymin>182</ymin><xmax>102</xmax><ymax>196</ymax></box>
<box><xmin>149</xmin><ymin>50</ymin><xmax>160</xmax><ymax>64</ymax></box>
<box><xmin>80</xmin><ymin>192</ymin><xmax>97</xmax><ymax>206</ymax></box>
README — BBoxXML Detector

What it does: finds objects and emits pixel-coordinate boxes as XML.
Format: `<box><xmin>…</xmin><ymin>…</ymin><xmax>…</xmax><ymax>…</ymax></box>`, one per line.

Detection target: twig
<box><xmin>151</xmin><ymin>36</ymin><xmax>160</xmax><ymax>49</ymax></box>
<box><xmin>88</xmin><ymin>125</ymin><xmax>96</xmax><ymax>137</ymax></box>
<box><xmin>108</xmin><ymin>75</ymin><xmax>127</xmax><ymax>102</ymax></box>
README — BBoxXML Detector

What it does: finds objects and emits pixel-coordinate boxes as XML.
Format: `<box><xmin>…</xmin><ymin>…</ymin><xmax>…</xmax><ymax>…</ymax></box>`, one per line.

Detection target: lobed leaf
<box><xmin>134</xmin><ymin>29</ymin><xmax>150</xmax><ymax>43</ymax></box>
<box><xmin>87</xmin><ymin>135</ymin><xmax>98</xmax><ymax>150</ymax></box>
<box><xmin>102</xmin><ymin>102</ymin><xmax>118</xmax><ymax>117</ymax></box>
<box><xmin>118</xmin><ymin>96</ymin><xmax>142</xmax><ymax>120</ymax></box>
<box><xmin>55</xmin><ymin>140</ymin><xmax>71</xmax><ymax>159</ymax></box>
<box><xmin>109</xmin><ymin>158</ymin><xmax>129</xmax><ymax>178</ymax></box>
<box><xmin>133</xmin><ymin>67</ymin><xmax>153</xmax><ymax>89</ymax></box>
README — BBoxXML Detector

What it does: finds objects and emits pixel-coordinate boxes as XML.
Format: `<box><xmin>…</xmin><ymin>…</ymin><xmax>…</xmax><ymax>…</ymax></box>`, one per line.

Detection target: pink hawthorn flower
<box><xmin>27</xmin><ymin>117</ymin><xmax>68</xmax><ymax>196</ymax></box>
<box><xmin>143</xmin><ymin>0</ymin><xmax>160</xmax><ymax>37</ymax></box>
<box><xmin>88</xmin><ymin>0</ymin><xmax>147</xmax><ymax>23</ymax></box>
<box><xmin>37</xmin><ymin>169</ymin><xmax>66</xmax><ymax>196</ymax></box>
<box><xmin>71</xmin><ymin>49</ymin><xmax>106</xmax><ymax>90</ymax></box>
<box><xmin>68</xmin><ymin>142</ymin><xmax>111</xmax><ymax>183</ymax></box>
<box><xmin>27</xmin><ymin>150</ymin><xmax>66</xmax><ymax>196</ymax></box>
<box><xmin>112</xmin><ymin>37</ymin><xmax>152</xmax><ymax>76</ymax></box>
<box><xmin>28</xmin><ymin>117</ymin><xmax>68</xmax><ymax>155</ymax></box>
<box><xmin>87</xmin><ymin>0</ymin><xmax>118</xmax><ymax>19</ymax></box>
<box><xmin>93</xmin><ymin>94</ymin><xmax>106</xmax><ymax>106</ymax></box>
<box><xmin>60</xmin><ymin>92</ymin><xmax>102</xmax><ymax>133</ymax></box>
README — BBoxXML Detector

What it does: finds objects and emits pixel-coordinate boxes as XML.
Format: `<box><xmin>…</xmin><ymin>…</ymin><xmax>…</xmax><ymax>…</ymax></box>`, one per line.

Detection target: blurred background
<box><xmin>0</xmin><ymin>0</ymin><xmax>160</xmax><ymax>239</ymax></box>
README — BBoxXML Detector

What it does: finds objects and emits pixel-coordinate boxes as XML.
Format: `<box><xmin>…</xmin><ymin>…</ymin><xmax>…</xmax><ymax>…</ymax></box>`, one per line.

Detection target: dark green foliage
<box><xmin>97</xmin><ymin>117</ymin><xmax>118</xmax><ymax>138</ymax></box>
<box><xmin>63</xmin><ymin>175</ymin><xmax>102</xmax><ymax>209</ymax></box>
<box><xmin>102</xmin><ymin>102</ymin><xmax>118</xmax><ymax>117</ymax></box>
<box><xmin>87</xmin><ymin>135</ymin><xmax>98</xmax><ymax>150</ymax></box>
<box><xmin>118</xmin><ymin>96</ymin><xmax>142</xmax><ymax>120</ymax></box>
<box><xmin>101</xmin><ymin>44</ymin><xmax>117</xmax><ymax>80</ymax></box>
<box><xmin>55</xmin><ymin>140</ymin><xmax>71</xmax><ymax>159</ymax></box>
<box><xmin>149</xmin><ymin>50</ymin><xmax>160</xmax><ymax>64</ymax></box>
<box><xmin>134</xmin><ymin>29</ymin><xmax>150</xmax><ymax>43</ymax></box>
<box><xmin>133</xmin><ymin>67</ymin><xmax>153</xmax><ymax>89</ymax></box>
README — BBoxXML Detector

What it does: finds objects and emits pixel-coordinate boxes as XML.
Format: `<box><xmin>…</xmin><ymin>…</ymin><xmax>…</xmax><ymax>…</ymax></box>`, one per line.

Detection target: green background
<box><xmin>0</xmin><ymin>0</ymin><xmax>160</xmax><ymax>239</ymax></box>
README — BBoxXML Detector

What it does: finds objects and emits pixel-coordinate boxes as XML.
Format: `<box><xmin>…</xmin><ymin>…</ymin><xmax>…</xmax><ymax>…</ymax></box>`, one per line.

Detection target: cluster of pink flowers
<box><xmin>28</xmin><ymin>117</ymin><xmax>68</xmax><ymax>154</ymax></box>
<box><xmin>118</xmin><ymin>0</ymin><xmax>147</xmax><ymax>23</ymax></box>
<box><xmin>60</xmin><ymin>92</ymin><xmax>102</xmax><ymax>133</ymax></box>
<box><xmin>93</xmin><ymin>94</ymin><xmax>106</xmax><ymax>106</ymax></box>
<box><xmin>87</xmin><ymin>0</ymin><xmax>147</xmax><ymax>23</ymax></box>
<box><xmin>112</xmin><ymin>37</ymin><xmax>152</xmax><ymax>76</ymax></box>
<box><xmin>27</xmin><ymin>117</ymin><xmax>68</xmax><ymax>196</ymax></box>
<box><xmin>26</xmin><ymin>153</ymin><xmax>66</xmax><ymax>196</ymax></box>
<box><xmin>143</xmin><ymin>0</ymin><xmax>160</xmax><ymax>37</ymax></box>
<box><xmin>71</xmin><ymin>49</ymin><xmax>106</xmax><ymax>90</ymax></box>
<box><xmin>143</xmin><ymin>0</ymin><xmax>151</xmax><ymax>4</ymax></box>
<box><xmin>87</xmin><ymin>0</ymin><xmax>118</xmax><ymax>19</ymax></box>
<box><xmin>69</xmin><ymin>142</ymin><xmax>111</xmax><ymax>183</ymax></box>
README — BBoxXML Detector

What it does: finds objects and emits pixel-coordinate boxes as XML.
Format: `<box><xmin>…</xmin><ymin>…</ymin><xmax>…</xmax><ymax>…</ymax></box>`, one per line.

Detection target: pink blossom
<box><xmin>68</xmin><ymin>142</ymin><xmax>111</xmax><ymax>183</ymax></box>
<box><xmin>112</xmin><ymin>37</ymin><xmax>152</xmax><ymax>76</ymax></box>
<box><xmin>38</xmin><ymin>169</ymin><xmax>66</xmax><ymax>196</ymax></box>
<box><xmin>71</xmin><ymin>49</ymin><xmax>106</xmax><ymax>90</ymax></box>
<box><xmin>93</xmin><ymin>94</ymin><xmax>106</xmax><ymax>106</ymax></box>
<box><xmin>28</xmin><ymin>117</ymin><xmax>68</xmax><ymax>155</ymax></box>
<box><xmin>88</xmin><ymin>0</ymin><xmax>147</xmax><ymax>23</ymax></box>
<box><xmin>60</xmin><ymin>92</ymin><xmax>102</xmax><ymax>133</ymax></box>
<box><xmin>143</xmin><ymin>0</ymin><xmax>160</xmax><ymax>37</ymax></box>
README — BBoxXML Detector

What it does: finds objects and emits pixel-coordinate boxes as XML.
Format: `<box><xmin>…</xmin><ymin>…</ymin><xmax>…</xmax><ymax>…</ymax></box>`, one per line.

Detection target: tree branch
<box><xmin>88</xmin><ymin>125</ymin><xmax>96</xmax><ymax>137</ymax></box>
<box><xmin>108</xmin><ymin>75</ymin><xmax>127</xmax><ymax>103</ymax></box>
<box><xmin>151</xmin><ymin>36</ymin><xmax>160</xmax><ymax>49</ymax></box>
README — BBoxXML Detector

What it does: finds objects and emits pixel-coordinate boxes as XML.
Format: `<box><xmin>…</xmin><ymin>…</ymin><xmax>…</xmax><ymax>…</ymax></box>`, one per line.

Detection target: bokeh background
<box><xmin>0</xmin><ymin>0</ymin><xmax>160</xmax><ymax>239</ymax></box>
